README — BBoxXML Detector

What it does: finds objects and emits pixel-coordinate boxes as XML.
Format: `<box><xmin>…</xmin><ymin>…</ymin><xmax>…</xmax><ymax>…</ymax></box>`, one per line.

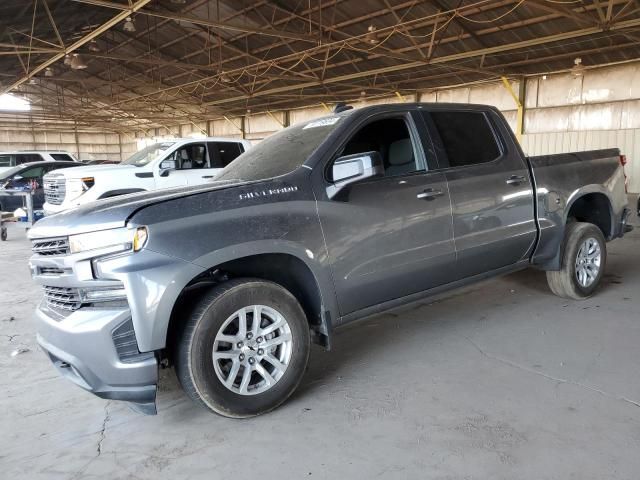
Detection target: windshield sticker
<box><xmin>302</xmin><ymin>117</ymin><xmax>341</xmax><ymax>129</ymax></box>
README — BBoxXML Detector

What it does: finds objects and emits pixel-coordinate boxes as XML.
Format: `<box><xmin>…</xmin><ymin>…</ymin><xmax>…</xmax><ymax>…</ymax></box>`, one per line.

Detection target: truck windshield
<box><xmin>120</xmin><ymin>142</ymin><xmax>175</xmax><ymax>167</ymax></box>
<box><xmin>217</xmin><ymin>115</ymin><xmax>346</xmax><ymax>181</ymax></box>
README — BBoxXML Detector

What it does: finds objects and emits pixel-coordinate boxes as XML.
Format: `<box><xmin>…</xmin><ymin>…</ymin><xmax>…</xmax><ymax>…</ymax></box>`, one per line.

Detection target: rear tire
<box><xmin>175</xmin><ymin>278</ymin><xmax>310</xmax><ymax>418</ymax></box>
<box><xmin>546</xmin><ymin>222</ymin><xmax>606</xmax><ymax>300</ymax></box>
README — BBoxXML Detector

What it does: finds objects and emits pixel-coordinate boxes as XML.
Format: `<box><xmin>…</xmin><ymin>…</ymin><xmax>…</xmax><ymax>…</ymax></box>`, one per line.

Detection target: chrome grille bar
<box><xmin>43</xmin><ymin>286</ymin><xmax>82</xmax><ymax>311</ymax></box>
<box><xmin>32</xmin><ymin>237</ymin><xmax>70</xmax><ymax>256</ymax></box>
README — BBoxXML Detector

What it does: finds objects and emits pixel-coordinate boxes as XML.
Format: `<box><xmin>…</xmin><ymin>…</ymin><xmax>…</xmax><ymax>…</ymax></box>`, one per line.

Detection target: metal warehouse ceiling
<box><xmin>1</xmin><ymin>0</ymin><xmax>640</xmax><ymax>133</ymax></box>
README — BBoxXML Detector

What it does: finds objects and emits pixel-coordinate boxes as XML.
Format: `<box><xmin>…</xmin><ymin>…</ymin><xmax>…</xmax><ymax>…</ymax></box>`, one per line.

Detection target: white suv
<box><xmin>43</xmin><ymin>137</ymin><xmax>251</xmax><ymax>215</ymax></box>
<box><xmin>0</xmin><ymin>151</ymin><xmax>78</xmax><ymax>174</ymax></box>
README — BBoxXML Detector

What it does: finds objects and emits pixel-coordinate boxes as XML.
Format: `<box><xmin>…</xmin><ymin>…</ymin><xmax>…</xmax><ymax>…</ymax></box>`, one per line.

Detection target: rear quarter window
<box><xmin>427</xmin><ymin>111</ymin><xmax>501</xmax><ymax>168</ymax></box>
<box><xmin>50</xmin><ymin>153</ymin><xmax>73</xmax><ymax>161</ymax></box>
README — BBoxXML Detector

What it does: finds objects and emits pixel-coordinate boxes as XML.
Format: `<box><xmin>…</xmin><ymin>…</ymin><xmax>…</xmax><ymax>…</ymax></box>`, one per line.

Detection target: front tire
<box><xmin>546</xmin><ymin>222</ymin><xmax>607</xmax><ymax>300</ymax></box>
<box><xmin>175</xmin><ymin>279</ymin><xmax>310</xmax><ymax>417</ymax></box>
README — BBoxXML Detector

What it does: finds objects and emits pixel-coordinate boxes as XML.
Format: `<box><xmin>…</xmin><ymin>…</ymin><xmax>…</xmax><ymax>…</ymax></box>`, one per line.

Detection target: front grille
<box><xmin>43</xmin><ymin>286</ymin><xmax>82</xmax><ymax>311</ymax></box>
<box><xmin>112</xmin><ymin>319</ymin><xmax>154</xmax><ymax>364</ymax></box>
<box><xmin>32</xmin><ymin>237</ymin><xmax>69</xmax><ymax>256</ymax></box>
<box><xmin>39</xmin><ymin>266</ymin><xmax>67</xmax><ymax>276</ymax></box>
<box><xmin>44</xmin><ymin>175</ymin><xmax>66</xmax><ymax>205</ymax></box>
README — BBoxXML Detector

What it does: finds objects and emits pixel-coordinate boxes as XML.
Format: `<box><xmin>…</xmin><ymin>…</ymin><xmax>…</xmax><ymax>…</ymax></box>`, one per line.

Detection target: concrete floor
<box><xmin>1</xmin><ymin>203</ymin><xmax>639</xmax><ymax>479</ymax></box>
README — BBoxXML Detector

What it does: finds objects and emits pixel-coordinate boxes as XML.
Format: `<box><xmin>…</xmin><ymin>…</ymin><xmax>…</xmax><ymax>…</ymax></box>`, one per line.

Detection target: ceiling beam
<box><xmin>70</xmin><ymin>0</ymin><xmax>318</xmax><ymax>42</ymax></box>
<box><xmin>1</xmin><ymin>0</ymin><xmax>152</xmax><ymax>95</ymax></box>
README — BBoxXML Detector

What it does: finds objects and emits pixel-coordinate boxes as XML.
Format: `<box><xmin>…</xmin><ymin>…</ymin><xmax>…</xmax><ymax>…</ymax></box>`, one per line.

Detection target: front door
<box><xmin>316</xmin><ymin>113</ymin><xmax>456</xmax><ymax>316</ymax></box>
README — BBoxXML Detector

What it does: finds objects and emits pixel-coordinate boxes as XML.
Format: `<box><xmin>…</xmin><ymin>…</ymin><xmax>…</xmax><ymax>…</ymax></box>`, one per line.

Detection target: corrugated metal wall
<box><xmin>0</xmin><ymin>122</ymin><xmax>137</xmax><ymax>162</ymax></box>
<box><xmin>2</xmin><ymin>61</ymin><xmax>639</xmax><ymax>190</ymax></box>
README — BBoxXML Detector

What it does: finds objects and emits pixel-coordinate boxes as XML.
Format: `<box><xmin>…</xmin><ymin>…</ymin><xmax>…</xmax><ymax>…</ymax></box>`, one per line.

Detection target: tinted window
<box><xmin>15</xmin><ymin>154</ymin><xmax>42</xmax><ymax>165</ymax></box>
<box><xmin>50</xmin><ymin>153</ymin><xmax>73</xmax><ymax>161</ymax></box>
<box><xmin>340</xmin><ymin>117</ymin><xmax>420</xmax><ymax>178</ymax></box>
<box><xmin>427</xmin><ymin>111</ymin><xmax>500</xmax><ymax>168</ymax></box>
<box><xmin>209</xmin><ymin>142</ymin><xmax>244</xmax><ymax>168</ymax></box>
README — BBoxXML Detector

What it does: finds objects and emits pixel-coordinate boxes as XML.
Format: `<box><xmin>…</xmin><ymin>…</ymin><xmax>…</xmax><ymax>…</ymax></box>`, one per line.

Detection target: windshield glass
<box><xmin>120</xmin><ymin>142</ymin><xmax>175</xmax><ymax>167</ymax></box>
<box><xmin>217</xmin><ymin>115</ymin><xmax>347</xmax><ymax>182</ymax></box>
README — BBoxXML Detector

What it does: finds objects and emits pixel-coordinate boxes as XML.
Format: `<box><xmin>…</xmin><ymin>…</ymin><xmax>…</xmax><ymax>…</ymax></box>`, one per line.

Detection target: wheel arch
<box><xmin>165</xmin><ymin>247</ymin><xmax>336</xmax><ymax>358</ymax></box>
<box><xmin>537</xmin><ymin>187</ymin><xmax>614</xmax><ymax>270</ymax></box>
<box><xmin>565</xmin><ymin>188</ymin><xmax>614</xmax><ymax>239</ymax></box>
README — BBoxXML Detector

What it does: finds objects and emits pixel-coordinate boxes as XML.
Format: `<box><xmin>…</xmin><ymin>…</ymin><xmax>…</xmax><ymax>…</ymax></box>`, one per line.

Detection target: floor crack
<box><xmin>463</xmin><ymin>335</ymin><xmax>640</xmax><ymax>409</ymax></box>
<box><xmin>96</xmin><ymin>401</ymin><xmax>112</xmax><ymax>456</ymax></box>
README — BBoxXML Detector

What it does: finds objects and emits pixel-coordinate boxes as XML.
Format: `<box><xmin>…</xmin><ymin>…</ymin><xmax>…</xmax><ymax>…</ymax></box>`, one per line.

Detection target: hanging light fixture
<box><xmin>70</xmin><ymin>53</ymin><xmax>88</xmax><ymax>70</ymax></box>
<box><xmin>64</xmin><ymin>54</ymin><xmax>72</xmax><ymax>66</ymax></box>
<box><xmin>365</xmin><ymin>25</ymin><xmax>379</xmax><ymax>45</ymax></box>
<box><xmin>88</xmin><ymin>39</ymin><xmax>100</xmax><ymax>52</ymax></box>
<box><xmin>44</xmin><ymin>67</ymin><xmax>54</xmax><ymax>77</ymax></box>
<box><xmin>571</xmin><ymin>57</ymin><xmax>585</xmax><ymax>77</ymax></box>
<box><xmin>123</xmin><ymin>16</ymin><xmax>136</xmax><ymax>32</ymax></box>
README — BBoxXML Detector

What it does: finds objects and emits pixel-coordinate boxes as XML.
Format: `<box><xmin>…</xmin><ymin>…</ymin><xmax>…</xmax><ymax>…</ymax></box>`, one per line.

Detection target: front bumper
<box><xmin>36</xmin><ymin>304</ymin><xmax>158</xmax><ymax>414</ymax></box>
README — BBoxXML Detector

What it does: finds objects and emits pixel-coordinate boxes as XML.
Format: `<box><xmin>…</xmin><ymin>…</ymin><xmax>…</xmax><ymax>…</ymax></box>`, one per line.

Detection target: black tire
<box><xmin>175</xmin><ymin>278</ymin><xmax>310</xmax><ymax>418</ymax></box>
<box><xmin>546</xmin><ymin>222</ymin><xmax>607</xmax><ymax>300</ymax></box>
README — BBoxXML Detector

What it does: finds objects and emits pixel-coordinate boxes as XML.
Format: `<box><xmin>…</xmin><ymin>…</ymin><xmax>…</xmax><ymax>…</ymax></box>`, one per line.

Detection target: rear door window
<box><xmin>208</xmin><ymin>142</ymin><xmax>244</xmax><ymax>168</ymax></box>
<box><xmin>0</xmin><ymin>154</ymin><xmax>13</xmax><ymax>167</ymax></box>
<box><xmin>425</xmin><ymin>111</ymin><xmax>501</xmax><ymax>168</ymax></box>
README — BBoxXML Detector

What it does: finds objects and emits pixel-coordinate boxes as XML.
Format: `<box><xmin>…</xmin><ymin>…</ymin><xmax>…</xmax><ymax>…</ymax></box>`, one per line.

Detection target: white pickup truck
<box><xmin>43</xmin><ymin>137</ymin><xmax>251</xmax><ymax>215</ymax></box>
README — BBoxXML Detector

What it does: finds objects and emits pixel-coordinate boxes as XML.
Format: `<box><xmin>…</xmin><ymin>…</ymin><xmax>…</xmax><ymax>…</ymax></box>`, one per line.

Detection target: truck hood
<box><xmin>29</xmin><ymin>180</ymin><xmax>243</xmax><ymax>238</ymax></box>
<box><xmin>45</xmin><ymin>163</ymin><xmax>134</xmax><ymax>178</ymax></box>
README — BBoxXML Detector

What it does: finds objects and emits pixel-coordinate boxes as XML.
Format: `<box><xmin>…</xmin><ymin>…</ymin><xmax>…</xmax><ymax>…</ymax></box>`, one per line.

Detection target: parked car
<box><xmin>28</xmin><ymin>104</ymin><xmax>632</xmax><ymax>417</ymax></box>
<box><xmin>0</xmin><ymin>150</ymin><xmax>78</xmax><ymax>174</ymax></box>
<box><xmin>0</xmin><ymin>161</ymin><xmax>79</xmax><ymax>212</ymax></box>
<box><xmin>42</xmin><ymin>137</ymin><xmax>251</xmax><ymax>215</ymax></box>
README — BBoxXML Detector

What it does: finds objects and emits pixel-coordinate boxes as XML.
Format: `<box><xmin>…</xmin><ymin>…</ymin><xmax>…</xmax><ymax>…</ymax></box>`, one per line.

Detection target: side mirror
<box><xmin>159</xmin><ymin>158</ymin><xmax>176</xmax><ymax>177</ymax></box>
<box><xmin>327</xmin><ymin>151</ymin><xmax>384</xmax><ymax>199</ymax></box>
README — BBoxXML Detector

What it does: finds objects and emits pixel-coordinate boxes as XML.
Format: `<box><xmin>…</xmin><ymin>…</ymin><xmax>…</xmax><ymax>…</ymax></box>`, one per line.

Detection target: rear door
<box><xmin>316</xmin><ymin>111</ymin><xmax>456</xmax><ymax>316</ymax></box>
<box><xmin>420</xmin><ymin>108</ymin><xmax>536</xmax><ymax>278</ymax></box>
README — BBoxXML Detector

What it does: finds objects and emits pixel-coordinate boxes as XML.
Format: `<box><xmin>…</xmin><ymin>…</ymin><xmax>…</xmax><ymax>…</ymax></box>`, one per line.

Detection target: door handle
<box><xmin>505</xmin><ymin>175</ymin><xmax>527</xmax><ymax>186</ymax></box>
<box><xmin>416</xmin><ymin>188</ymin><xmax>444</xmax><ymax>200</ymax></box>
<box><xmin>201</xmin><ymin>175</ymin><xmax>214</xmax><ymax>179</ymax></box>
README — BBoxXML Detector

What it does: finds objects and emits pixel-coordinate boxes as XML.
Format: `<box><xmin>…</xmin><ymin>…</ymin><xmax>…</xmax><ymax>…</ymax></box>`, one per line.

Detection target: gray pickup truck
<box><xmin>29</xmin><ymin>104</ymin><xmax>632</xmax><ymax>417</ymax></box>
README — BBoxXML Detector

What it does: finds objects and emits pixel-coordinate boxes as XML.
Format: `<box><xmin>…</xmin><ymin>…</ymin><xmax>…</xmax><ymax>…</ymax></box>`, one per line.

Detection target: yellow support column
<box><xmin>501</xmin><ymin>76</ymin><xmax>524</xmax><ymax>143</ymax></box>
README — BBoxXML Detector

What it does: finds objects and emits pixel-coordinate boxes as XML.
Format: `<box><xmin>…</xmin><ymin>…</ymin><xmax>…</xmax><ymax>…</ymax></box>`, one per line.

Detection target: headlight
<box><xmin>69</xmin><ymin>226</ymin><xmax>148</xmax><ymax>254</ymax></box>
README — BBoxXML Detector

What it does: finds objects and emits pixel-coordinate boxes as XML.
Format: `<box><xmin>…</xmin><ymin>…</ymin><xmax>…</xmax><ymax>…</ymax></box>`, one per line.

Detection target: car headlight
<box><xmin>66</xmin><ymin>177</ymin><xmax>95</xmax><ymax>198</ymax></box>
<box><xmin>69</xmin><ymin>227</ymin><xmax>148</xmax><ymax>254</ymax></box>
